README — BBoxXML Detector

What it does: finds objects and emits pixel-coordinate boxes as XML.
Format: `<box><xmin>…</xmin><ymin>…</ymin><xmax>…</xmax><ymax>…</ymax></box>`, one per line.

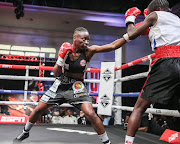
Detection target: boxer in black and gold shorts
<box><xmin>14</xmin><ymin>26</ymin><xmax>127</xmax><ymax>144</ymax></box>
<box><xmin>41</xmin><ymin>75</ymin><xmax>91</xmax><ymax>105</ymax></box>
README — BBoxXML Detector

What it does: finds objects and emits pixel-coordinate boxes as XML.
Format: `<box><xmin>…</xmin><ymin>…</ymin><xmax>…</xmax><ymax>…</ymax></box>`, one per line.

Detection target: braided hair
<box><xmin>147</xmin><ymin>0</ymin><xmax>170</xmax><ymax>13</ymax></box>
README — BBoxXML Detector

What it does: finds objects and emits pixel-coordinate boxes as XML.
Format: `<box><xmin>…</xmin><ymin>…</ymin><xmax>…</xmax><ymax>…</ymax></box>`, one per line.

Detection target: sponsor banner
<box><xmin>160</xmin><ymin>129</ymin><xmax>180</xmax><ymax>144</ymax></box>
<box><xmin>0</xmin><ymin>115</ymin><xmax>29</xmax><ymax>124</ymax></box>
<box><xmin>97</xmin><ymin>62</ymin><xmax>115</xmax><ymax>116</ymax></box>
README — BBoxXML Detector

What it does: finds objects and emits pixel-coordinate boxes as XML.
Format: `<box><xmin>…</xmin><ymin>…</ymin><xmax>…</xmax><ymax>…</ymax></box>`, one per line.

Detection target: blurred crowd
<box><xmin>122</xmin><ymin>111</ymin><xmax>180</xmax><ymax>136</ymax></box>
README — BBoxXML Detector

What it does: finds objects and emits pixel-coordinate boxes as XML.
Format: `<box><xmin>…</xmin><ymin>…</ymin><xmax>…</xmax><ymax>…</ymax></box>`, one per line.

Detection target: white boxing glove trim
<box><xmin>56</xmin><ymin>56</ymin><xmax>65</xmax><ymax>67</ymax></box>
<box><xmin>125</xmin><ymin>16</ymin><xmax>136</xmax><ymax>24</ymax></box>
<box><xmin>56</xmin><ymin>50</ymin><xmax>70</xmax><ymax>67</ymax></box>
<box><xmin>123</xmin><ymin>33</ymin><xmax>131</xmax><ymax>42</ymax></box>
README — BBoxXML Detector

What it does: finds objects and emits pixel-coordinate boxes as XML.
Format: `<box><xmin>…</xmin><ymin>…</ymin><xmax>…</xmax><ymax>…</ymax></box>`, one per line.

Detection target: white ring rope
<box><xmin>0</xmin><ymin>75</ymin><xmax>55</xmax><ymax>81</ymax></box>
<box><xmin>114</xmin><ymin>72</ymin><xmax>148</xmax><ymax>82</ymax></box>
<box><xmin>0</xmin><ymin>101</ymin><xmax>179</xmax><ymax>117</ymax></box>
<box><xmin>0</xmin><ymin>101</ymin><xmax>74</xmax><ymax>107</ymax></box>
<box><xmin>0</xmin><ymin>101</ymin><xmax>38</xmax><ymax>105</ymax></box>
<box><xmin>84</xmin><ymin>79</ymin><xmax>100</xmax><ymax>83</ymax></box>
<box><xmin>0</xmin><ymin>75</ymin><xmax>98</xmax><ymax>83</ymax></box>
<box><xmin>0</xmin><ymin>72</ymin><xmax>148</xmax><ymax>83</ymax></box>
<box><xmin>112</xmin><ymin>105</ymin><xmax>180</xmax><ymax>117</ymax></box>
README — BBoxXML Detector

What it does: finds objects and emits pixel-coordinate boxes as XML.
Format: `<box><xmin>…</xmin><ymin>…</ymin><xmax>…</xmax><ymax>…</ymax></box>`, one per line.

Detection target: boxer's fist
<box><xmin>58</xmin><ymin>42</ymin><xmax>73</xmax><ymax>59</ymax></box>
<box><xmin>125</xmin><ymin>7</ymin><xmax>141</xmax><ymax>25</ymax></box>
<box><xmin>56</xmin><ymin>42</ymin><xmax>73</xmax><ymax>67</ymax></box>
<box><xmin>134</xmin><ymin>21</ymin><xmax>149</xmax><ymax>36</ymax></box>
<box><xmin>143</xmin><ymin>8</ymin><xmax>148</xmax><ymax>18</ymax></box>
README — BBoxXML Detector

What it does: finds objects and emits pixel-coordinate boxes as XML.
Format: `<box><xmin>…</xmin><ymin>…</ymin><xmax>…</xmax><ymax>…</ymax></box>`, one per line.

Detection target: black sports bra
<box><xmin>64</xmin><ymin>52</ymin><xmax>88</xmax><ymax>73</ymax></box>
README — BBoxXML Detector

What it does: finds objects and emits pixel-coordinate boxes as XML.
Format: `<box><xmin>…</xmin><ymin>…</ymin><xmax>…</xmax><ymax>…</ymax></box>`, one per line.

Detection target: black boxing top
<box><xmin>64</xmin><ymin>52</ymin><xmax>88</xmax><ymax>73</ymax></box>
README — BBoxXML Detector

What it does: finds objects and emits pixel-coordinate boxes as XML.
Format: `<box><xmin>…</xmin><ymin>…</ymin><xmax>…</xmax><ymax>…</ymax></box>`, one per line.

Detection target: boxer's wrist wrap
<box><xmin>123</xmin><ymin>33</ymin><xmax>131</xmax><ymax>42</ymax></box>
<box><xmin>56</xmin><ymin>50</ymin><xmax>70</xmax><ymax>67</ymax></box>
<box><xmin>56</xmin><ymin>56</ymin><xmax>65</xmax><ymax>67</ymax></box>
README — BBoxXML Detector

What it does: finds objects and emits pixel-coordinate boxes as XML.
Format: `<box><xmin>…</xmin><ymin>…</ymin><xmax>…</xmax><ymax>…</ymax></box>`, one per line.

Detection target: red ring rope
<box><xmin>0</xmin><ymin>53</ymin><xmax>156</xmax><ymax>72</ymax></box>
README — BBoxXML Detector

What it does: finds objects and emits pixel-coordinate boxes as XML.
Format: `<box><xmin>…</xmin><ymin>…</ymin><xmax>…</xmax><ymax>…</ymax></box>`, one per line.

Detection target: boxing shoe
<box><xmin>13</xmin><ymin>129</ymin><xmax>29</xmax><ymax>143</ymax></box>
<box><xmin>103</xmin><ymin>140</ymin><xmax>111</xmax><ymax>144</ymax></box>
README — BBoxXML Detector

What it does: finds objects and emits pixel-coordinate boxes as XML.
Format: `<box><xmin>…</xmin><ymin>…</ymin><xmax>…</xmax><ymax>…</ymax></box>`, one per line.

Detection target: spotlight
<box><xmin>50</xmin><ymin>71</ymin><xmax>54</xmax><ymax>76</ymax></box>
<box><xmin>12</xmin><ymin>0</ymin><xmax>24</xmax><ymax>19</ymax></box>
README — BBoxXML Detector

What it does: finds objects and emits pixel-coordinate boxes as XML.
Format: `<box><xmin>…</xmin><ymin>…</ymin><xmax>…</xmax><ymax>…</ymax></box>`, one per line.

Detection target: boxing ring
<box><xmin>0</xmin><ymin>53</ymin><xmax>179</xmax><ymax>144</ymax></box>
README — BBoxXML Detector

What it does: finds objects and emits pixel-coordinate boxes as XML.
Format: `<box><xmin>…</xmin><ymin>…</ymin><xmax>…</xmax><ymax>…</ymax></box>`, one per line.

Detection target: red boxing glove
<box><xmin>125</xmin><ymin>7</ymin><xmax>141</xmax><ymax>25</ymax></box>
<box><xmin>134</xmin><ymin>21</ymin><xmax>149</xmax><ymax>36</ymax></box>
<box><xmin>58</xmin><ymin>42</ymin><xmax>73</xmax><ymax>59</ymax></box>
<box><xmin>56</xmin><ymin>42</ymin><xmax>73</xmax><ymax>67</ymax></box>
<box><xmin>143</xmin><ymin>8</ymin><xmax>148</xmax><ymax>18</ymax></box>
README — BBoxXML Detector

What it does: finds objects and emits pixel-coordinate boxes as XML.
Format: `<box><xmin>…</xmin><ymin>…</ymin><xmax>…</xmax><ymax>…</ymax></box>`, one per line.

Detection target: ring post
<box><xmin>24</xmin><ymin>66</ymin><xmax>29</xmax><ymax>109</ymax></box>
<box><xmin>97</xmin><ymin>62</ymin><xmax>115</xmax><ymax>116</ymax></box>
<box><xmin>114</xmin><ymin>48</ymin><xmax>122</xmax><ymax>125</ymax></box>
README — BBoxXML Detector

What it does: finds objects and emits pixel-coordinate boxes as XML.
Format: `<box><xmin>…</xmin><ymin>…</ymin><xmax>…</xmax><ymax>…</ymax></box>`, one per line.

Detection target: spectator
<box><xmin>123</xmin><ymin>112</ymin><xmax>167</xmax><ymax>136</ymax></box>
<box><xmin>77</xmin><ymin>111</ymin><xmax>86</xmax><ymax>125</ymax></box>
<box><xmin>138</xmin><ymin>114</ymin><xmax>149</xmax><ymax>132</ymax></box>
<box><xmin>123</xmin><ymin>112</ymin><xmax>131</xmax><ymax>130</ymax></box>
<box><xmin>49</xmin><ymin>111</ymin><xmax>63</xmax><ymax>124</ymax></box>
<box><xmin>62</xmin><ymin>108</ymin><xmax>78</xmax><ymax>124</ymax></box>
<box><xmin>148</xmin><ymin>115</ymin><xmax>167</xmax><ymax>136</ymax></box>
<box><xmin>59</xmin><ymin>107</ymin><xmax>65</xmax><ymax>117</ymax></box>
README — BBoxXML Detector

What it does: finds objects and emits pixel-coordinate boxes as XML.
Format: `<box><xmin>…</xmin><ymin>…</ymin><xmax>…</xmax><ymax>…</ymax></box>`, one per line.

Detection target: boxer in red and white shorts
<box><xmin>122</xmin><ymin>0</ymin><xmax>180</xmax><ymax>144</ymax></box>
